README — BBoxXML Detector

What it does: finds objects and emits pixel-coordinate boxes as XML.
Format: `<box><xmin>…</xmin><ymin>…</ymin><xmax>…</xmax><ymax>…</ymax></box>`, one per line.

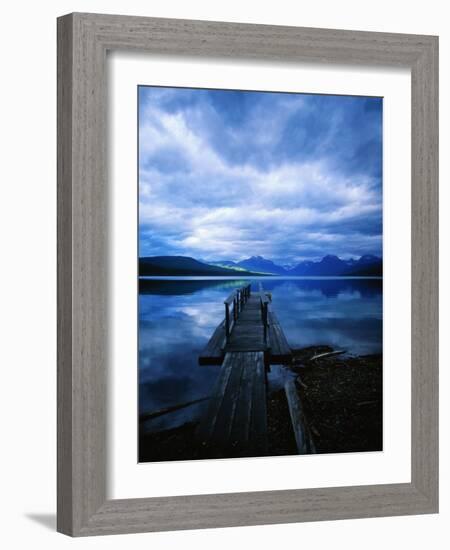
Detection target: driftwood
<box><xmin>139</xmin><ymin>397</ymin><xmax>209</xmax><ymax>423</ymax></box>
<box><xmin>289</xmin><ymin>348</ymin><xmax>347</xmax><ymax>368</ymax></box>
<box><xmin>290</xmin><ymin>345</ymin><xmax>332</xmax><ymax>357</ymax></box>
<box><xmin>309</xmin><ymin>350</ymin><xmax>347</xmax><ymax>362</ymax></box>
<box><xmin>284</xmin><ymin>379</ymin><xmax>316</xmax><ymax>454</ymax></box>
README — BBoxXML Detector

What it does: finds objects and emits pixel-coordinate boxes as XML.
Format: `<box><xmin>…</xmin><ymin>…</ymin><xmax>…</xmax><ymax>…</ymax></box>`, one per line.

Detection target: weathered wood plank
<box><xmin>228</xmin><ymin>354</ymin><xmax>255</xmax><ymax>455</ymax></box>
<box><xmin>268</xmin><ymin>310</ymin><xmax>292</xmax><ymax>363</ymax></box>
<box><xmin>224</xmin><ymin>291</ymin><xmax>236</xmax><ymax>305</ymax></box>
<box><xmin>198</xmin><ymin>319</ymin><xmax>226</xmax><ymax>365</ymax></box>
<box><xmin>284</xmin><ymin>379</ymin><xmax>315</xmax><ymax>454</ymax></box>
<box><xmin>197</xmin><ymin>352</ymin><xmax>268</xmax><ymax>457</ymax></box>
<box><xmin>139</xmin><ymin>397</ymin><xmax>209</xmax><ymax>423</ymax></box>
<box><xmin>207</xmin><ymin>353</ymin><xmax>246</xmax><ymax>451</ymax></box>
<box><xmin>250</xmin><ymin>352</ymin><xmax>268</xmax><ymax>455</ymax></box>
<box><xmin>197</xmin><ymin>355</ymin><xmax>234</xmax><ymax>443</ymax></box>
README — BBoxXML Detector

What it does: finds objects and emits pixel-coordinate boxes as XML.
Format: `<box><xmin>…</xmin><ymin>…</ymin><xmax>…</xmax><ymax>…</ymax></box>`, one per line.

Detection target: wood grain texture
<box><xmin>197</xmin><ymin>351</ymin><xmax>267</xmax><ymax>457</ymax></box>
<box><xmin>410</xmin><ymin>36</ymin><xmax>439</xmax><ymax>508</ymax></box>
<box><xmin>57</xmin><ymin>12</ymin><xmax>439</xmax><ymax>536</ymax></box>
<box><xmin>57</xmin><ymin>14</ymin><xmax>74</xmax><ymax>535</ymax></box>
<box><xmin>284</xmin><ymin>379</ymin><xmax>314</xmax><ymax>454</ymax></box>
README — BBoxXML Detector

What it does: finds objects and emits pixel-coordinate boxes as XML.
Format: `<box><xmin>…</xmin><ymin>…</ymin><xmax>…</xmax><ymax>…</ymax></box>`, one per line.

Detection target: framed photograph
<box><xmin>57</xmin><ymin>13</ymin><xmax>438</xmax><ymax>536</ymax></box>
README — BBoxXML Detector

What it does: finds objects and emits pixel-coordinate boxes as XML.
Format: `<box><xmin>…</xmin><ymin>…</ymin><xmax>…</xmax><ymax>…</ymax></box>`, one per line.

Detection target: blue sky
<box><xmin>139</xmin><ymin>86</ymin><xmax>382</xmax><ymax>265</ymax></box>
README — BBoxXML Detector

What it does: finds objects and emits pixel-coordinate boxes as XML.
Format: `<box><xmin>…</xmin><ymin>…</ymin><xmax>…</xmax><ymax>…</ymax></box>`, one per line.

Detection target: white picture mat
<box><xmin>107</xmin><ymin>51</ymin><xmax>411</xmax><ymax>499</ymax></box>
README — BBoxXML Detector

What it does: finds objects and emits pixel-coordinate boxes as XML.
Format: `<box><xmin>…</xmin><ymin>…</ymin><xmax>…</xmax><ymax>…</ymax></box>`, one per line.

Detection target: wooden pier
<box><xmin>199</xmin><ymin>283</ymin><xmax>291</xmax><ymax>366</ymax></box>
<box><xmin>197</xmin><ymin>283</ymin><xmax>303</xmax><ymax>458</ymax></box>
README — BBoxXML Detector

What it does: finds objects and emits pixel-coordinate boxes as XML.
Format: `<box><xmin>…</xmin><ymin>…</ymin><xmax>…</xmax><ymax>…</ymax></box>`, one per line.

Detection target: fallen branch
<box><xmin>139</xmin><ymin>397</ymin><xmax>210</xmax><ymax>423</ymax></box>
<box><xmin>291</xmin><ymin>345</ymin><xmax>332</xmax><ymax>357</ymax></box>
<box><xmin>309</xmin><ymin>350</ymin><xmax>347</xmax><ymax>362</ymax></box>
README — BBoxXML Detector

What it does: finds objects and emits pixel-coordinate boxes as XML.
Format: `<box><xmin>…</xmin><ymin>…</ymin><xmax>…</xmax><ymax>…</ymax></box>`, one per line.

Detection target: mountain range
<box><xmin>211</xmin><ymin>254</ymin><xmax>382</xmax><ymax>276</ymax></box>
<box><xmin>140</xmin><ymin>254</ymin><xmax>382</xmax><ymax>277</ymax></box>
<box><xmin>139</xmin><ymin>256</ymin><xmax>265</xmax><ymax>277</ymax></box>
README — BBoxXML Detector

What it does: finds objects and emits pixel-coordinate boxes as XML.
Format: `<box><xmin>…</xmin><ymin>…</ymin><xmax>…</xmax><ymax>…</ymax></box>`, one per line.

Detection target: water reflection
<box><xmin>139</xmin><ymin>277</ymin><xmax>382</xmax><ymax>431</ymax></box>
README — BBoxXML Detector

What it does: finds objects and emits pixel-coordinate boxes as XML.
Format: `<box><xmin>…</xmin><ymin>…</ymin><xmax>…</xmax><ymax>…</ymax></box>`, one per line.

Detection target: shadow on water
<box><xmin>139</xmin><ymin>277</ymin><xmax>250</xmax><ymax>295</ymax></box>
<box><xmin>139</xmin><ymin>277</ymin><xmax>382</xmax><ymax>435</ymax></box>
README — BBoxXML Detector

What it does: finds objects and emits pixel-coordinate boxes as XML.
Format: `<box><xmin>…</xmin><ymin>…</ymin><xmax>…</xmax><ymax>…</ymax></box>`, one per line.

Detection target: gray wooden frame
<box><xmin>57</xmin><ymin>12</ymin><xmax>438</xmax><ymax>536</ymax></box>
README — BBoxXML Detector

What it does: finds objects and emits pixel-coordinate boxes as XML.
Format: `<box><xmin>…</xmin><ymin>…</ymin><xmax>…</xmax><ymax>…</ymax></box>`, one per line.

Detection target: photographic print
<box><xmin>138</xmin><ymin>86</ymin><xmax>383</xmax><ymax>463</ymax></box>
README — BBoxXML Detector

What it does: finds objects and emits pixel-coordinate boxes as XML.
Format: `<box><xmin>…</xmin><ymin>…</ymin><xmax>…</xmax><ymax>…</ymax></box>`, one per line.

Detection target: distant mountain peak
<box><xmin>236</xmin><ymin>256</ymin><xmax>287</xmax><ymax>275</ymax></box>
<box><xmin>289</xmin><ymin>254</ymin><xmax>382</xmax><ymax>276</ymax></box>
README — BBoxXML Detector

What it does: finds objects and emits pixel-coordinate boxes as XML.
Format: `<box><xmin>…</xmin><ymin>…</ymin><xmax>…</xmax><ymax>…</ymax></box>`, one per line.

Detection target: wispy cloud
<box><xmin>139</xmin><ymin>86</ymin><xmax>382</xmax><ymax>263</ymax></box>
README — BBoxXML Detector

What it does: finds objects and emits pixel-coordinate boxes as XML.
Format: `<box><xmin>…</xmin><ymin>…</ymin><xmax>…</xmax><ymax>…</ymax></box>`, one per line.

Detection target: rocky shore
<box><xmin>139</xmin><ymin>346</ymin><xmax>382</xmax><ymax>462</ymax></box>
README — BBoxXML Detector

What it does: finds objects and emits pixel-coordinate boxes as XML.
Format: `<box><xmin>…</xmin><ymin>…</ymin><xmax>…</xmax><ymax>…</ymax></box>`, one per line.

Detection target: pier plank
<box><xmin>207</xmin><ymin>353</ymin><xmax>246</xmax><ymax>449</ymax></box>
<box><xmin>229</xmin><ymin>359</ymin><xmax>254</xmax><ymax>449</ymax></box>
<box><xmin>249</xmin><ymin>352</ymin><xmax>268</xmax><ymax>454</ymax></box>
<box><xmin>198</xmin><ymin>319</ymin><xmax>226</xmax><ymax>365</ymax></box>
<box><xmin>197</xmin><ymin>351</ymin><xmax>267</xmax><ymax>458</ymax></box>
<box><xmin>197</xmin><ymin>355</ymin><xmax>235</xmax><ymax>442</ymax></box>
<box><xmin>268</xmin><ymin>310</ymin><xmax>292</xmax><ymax>363</ymax></box>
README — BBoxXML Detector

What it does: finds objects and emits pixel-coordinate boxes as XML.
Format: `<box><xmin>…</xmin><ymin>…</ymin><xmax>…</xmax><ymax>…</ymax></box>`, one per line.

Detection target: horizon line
<box><xmin>138</xmin><ymin>253</ymin><xmax>382</xmax><ymax>263</ymax></box>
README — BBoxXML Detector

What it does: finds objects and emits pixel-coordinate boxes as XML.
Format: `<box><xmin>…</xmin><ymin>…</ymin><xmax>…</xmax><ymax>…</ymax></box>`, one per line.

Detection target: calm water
<box><xmin>139</xmin><ymin>277</ymin><xmax>382</xmax><ymax>432</ymax></box>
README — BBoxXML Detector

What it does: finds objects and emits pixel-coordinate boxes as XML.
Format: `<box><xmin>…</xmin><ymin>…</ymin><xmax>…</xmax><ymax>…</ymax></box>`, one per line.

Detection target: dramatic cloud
<box><xmin>139</xmin><ymin>86</ymin><xmax>382</xmax><ymax>263</ymax></box>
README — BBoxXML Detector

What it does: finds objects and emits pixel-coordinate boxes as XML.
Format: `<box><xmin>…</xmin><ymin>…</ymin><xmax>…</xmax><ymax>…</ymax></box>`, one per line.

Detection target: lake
<box><xmin>138</xmin><ymin>277</ymin><xmax>382</xmax><ymax>435</ymax></box>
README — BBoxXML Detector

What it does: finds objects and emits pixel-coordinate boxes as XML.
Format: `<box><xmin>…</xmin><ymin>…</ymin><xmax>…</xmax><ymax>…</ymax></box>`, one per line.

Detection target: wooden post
<box><xmin>225</xmin><ymin>303</ymin><xmax>230</xmax><ymax>341</ymax></box>
<box><xmin>263</xmin><ymin>303</ymin><xmax>268</xmax><ymax>343</ymax></box>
